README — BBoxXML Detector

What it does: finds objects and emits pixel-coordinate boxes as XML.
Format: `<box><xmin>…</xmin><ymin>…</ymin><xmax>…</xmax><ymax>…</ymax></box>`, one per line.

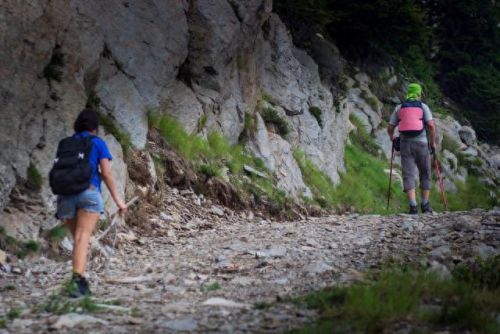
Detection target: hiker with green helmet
<box><xmin>387</xmin><ymin>83</ymin><xmax>437</xmax><ymax>214</ymax></box>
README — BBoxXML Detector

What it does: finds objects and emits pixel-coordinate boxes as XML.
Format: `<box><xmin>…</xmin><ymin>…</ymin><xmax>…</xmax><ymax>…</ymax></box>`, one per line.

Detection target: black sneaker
<box><xmin>68</xmin><ymin>274</ymin><xmax>91</xmax><ymax>298</ymax></box>
<box><xmin>421</xmin><ymin>202</ymin><xmax>433</xmax><ymax>213</ymax></box>
<box><xmin>409</xmin><ymin>205</ymin><xmax>418</xmax><ymax>214</ymax></box>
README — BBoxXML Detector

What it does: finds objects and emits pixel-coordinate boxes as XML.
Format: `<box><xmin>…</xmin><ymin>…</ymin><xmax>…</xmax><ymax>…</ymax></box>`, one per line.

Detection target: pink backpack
<box><xmin>398</xmin><ymin>100</ymin><xmax>425</xmax><ymax>137</ymax></box>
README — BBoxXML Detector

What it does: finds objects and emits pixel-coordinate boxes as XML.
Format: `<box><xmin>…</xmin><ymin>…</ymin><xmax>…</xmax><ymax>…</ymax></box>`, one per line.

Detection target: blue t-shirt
<box><xmin>74</xmin><ymin>131</ymin><xmax>113</xmax><ymax>192</ymax></box>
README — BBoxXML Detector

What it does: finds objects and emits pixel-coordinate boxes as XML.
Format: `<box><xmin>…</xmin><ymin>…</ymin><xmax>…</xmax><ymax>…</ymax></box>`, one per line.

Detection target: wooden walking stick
<box><xmin>386</xmin><ymin>142</ymin><xmax>395</xmax><ymax>210</ymax></box>
<box><xmin>433</xmin><ymin>154</ymin><xmax>448</xmax><ymax>210</ymax></box>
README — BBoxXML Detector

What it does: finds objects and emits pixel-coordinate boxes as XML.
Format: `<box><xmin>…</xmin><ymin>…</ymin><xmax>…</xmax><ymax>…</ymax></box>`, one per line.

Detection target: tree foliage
<box><xmin>274</xmin><ymin>0</ymin><xmax>500</xmax><ymax>144</ymax></box>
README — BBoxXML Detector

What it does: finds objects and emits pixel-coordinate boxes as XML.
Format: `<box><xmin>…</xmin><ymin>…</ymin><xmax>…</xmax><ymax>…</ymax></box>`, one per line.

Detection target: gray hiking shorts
<box><xmin>400</xmin><ymin>141</ymin><xmax>432</xmax><ymax>191</ymax></box>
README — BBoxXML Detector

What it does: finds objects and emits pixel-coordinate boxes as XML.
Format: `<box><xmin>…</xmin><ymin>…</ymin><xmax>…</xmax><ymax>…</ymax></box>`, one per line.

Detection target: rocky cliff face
<box><xmin>0</xmin><ymin>1</ymin><xmax>498</xmax><ymax>240</ymax></box>
<box><xmin>0</xmin><ymin>0</ymin><xmax>352</xmax><ymax>239</ymax></box>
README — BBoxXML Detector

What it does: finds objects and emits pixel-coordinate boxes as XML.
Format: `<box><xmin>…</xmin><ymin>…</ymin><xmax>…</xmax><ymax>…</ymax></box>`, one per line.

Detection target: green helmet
<box><xmin>406</xmin><ymin>83</ymin><xmax>422</xmax><ymax>100</ymax></box>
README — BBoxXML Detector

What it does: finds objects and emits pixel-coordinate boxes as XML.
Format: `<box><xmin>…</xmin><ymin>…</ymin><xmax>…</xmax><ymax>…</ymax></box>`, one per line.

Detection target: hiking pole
<box><xmin>432</xmin><ymin>153</ymin><xmax>448</xmax><ymax>211</ymax></box>
<box><xmin>94</xmin><ymin>196</ymin><xmax>139</xmax><ymax>242</ymax></box>
<box><xmin>386</xmin><ymin>141</ymin><xmax>395</xmax><ymax>210</ymax></box>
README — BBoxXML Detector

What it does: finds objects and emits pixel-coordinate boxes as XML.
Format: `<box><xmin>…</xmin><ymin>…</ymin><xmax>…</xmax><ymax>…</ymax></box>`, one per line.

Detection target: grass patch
<box><xmin>26</xmin><ymin>163</ymin><xmax>43</xmax><ymax>191</ymax></box>
<box><xmin>349</xmin><ymin>114</ymin><xmax>381</xmax><ymax>156</ymax></box>
<box><xmin>148</xmin><ymin>113</ymin><xmax>291</xmax><ymax>210</ymax></box>
<box><xmin>260</xmin><ymin>107</ymin><xmax>290</xmax><ymax>138</ymax></box>
<box><xmin>242</xmin><ymin>112</ymin><xmax>258</xmax><ymax>140</ymax></box>
<box><xmin>309</xmin><ymin>106</ymin><xmax>323</xmax><ymax>128</ymax></box>
<box><xmin>202</xmin><ymin>282</ymin><xmax>221</xmax><ymax>292</ymax></box>
<box><xmin>41</xmin><ymin>294</ymin><xmax>102</xmax><ymax>315</ymax></box>
<box><xmin>48</xmin><ymin>224</ymin><xmax>67</xmax><ymax>243</ymax></box>
<box><xmin>291</xmin><ymin>259</ymin><xmax>500</xmax><ymax>334</ymax></box>
<box><xmin>6</xmin><ymin>308</ymin><xmax>21</xmax><ymax>320</ymax></box>
<box><xmin>0</xmin><ymin>231</ymin><xmax>40</xmax><ymax>258</ymax></box>
<box><xmin>98</xmin><ymin>113</ymin><xmax>132</xmax><ymax>155</ymax></box>
<box><xmin>430</xmin><ymin>175</ymin><xmax>498</xmax><ymax>212</ymax></box>
<box><xmin>441</xmin><ymin>134</ymin><xmax>461</xmax><ymax>156</ymax></box>
<box><xmin>197</xmin><ymin>114</ymin><xmax>208</xmax><ymax>133</ymax></box>
<box><xmin>198</xmin><ymin>163</ymin><xmax>222</xmax><ymax>178</ymax></box>
<box><xmin>261</xmin><ymin>91</ymin><xmax>274</xmax><ymax>103</ymax></box>
<box><xmin>254</xmin><ymin>302</ymin><xmax>272</xmax><ymax>310</ymax></box>
<box><xmin>39</xmin><ymin>280</ymin><xmax>105</xmax><ymax>315</ymax></box>
<box><xmin>296</xmin><ymin>144</ymin><xmax>406</xmax><ymax>214</ymax></box>
<box><xmin>360</xmin><ymin>90</ymin><xmax>380</xmax><ymax>112</ymax></box>
<box><xmin>294</xmin><ymin>149</ymin><xmax>337</xmax><ymax>209</ymax></box>
<box><xmin>86</xmin><ymin>90</ymin><xmax>101</xmax><ymax>109</ymax></box>
<box><xmin>24</xmin><ymin>240</ymin><xmax>39</xmax><ymax>253</ymax></box>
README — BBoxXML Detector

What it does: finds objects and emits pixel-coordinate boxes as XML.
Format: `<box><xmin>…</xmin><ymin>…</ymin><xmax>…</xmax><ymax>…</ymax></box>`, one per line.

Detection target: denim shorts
<box><xmin>56</xmin><ymin>187</ymin><xmax>104</xmax><ymax>220</ymax></box>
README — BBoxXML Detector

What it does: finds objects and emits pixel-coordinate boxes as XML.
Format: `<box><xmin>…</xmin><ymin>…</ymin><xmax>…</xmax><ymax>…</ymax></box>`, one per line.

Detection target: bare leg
<box><xmin>72</xmin><ymin>209</ymin><xmax>99</xmax><ymax>275</ymax></box>
<box><xmin>406</xmin><ymin>189</ymin><xmax>416</xmax><ymax>203</ymax></box>
<box><xmin>64</xmin><ymin>219</ymin><xmax>77</xmax><ymax>239</ymax></box>
<box><xmin>421</xmin><ymin>189</ymin><xmax>430</xmax><ymax>202</ymax></box>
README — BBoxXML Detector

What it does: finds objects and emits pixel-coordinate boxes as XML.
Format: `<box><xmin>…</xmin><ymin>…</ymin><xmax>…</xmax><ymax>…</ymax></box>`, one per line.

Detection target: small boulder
<box><xmin>458</xmin><ymin>126</ymin><xmax>477</xmax><ymax>146</ymax></box>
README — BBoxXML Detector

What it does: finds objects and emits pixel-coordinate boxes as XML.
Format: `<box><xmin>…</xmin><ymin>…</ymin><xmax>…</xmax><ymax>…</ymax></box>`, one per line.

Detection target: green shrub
<box><xmin>26</xmin><ymin>163</ymin><xmax>43</xmax><ymax>191</ymax></box>
<box><xmin>98</xmin><ymin>113</ymin><xmax>132</xmax><ymax>155</ymax></box>
<box><xmin>48</xmin><ymin>224</ymin><xmax>67</xmax><ymax>243</ymax></box>
<box><xmin>260</xmin><ymin>107</ymin><xmax>290</xmax><ymax>138</ymax></box>
<box><xmin>291</xmin><ymin>261</ymin><xmax>500</xmax><ymax>334</ymax></box>
<box><xmin>309</xmin><ymin>106</ymin><xmax>323</xmax><ymax>128</ymax></box>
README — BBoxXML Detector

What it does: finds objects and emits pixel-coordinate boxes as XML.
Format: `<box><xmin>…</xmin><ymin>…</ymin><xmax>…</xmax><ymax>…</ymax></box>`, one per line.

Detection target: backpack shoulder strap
<box><xmin>84</xmin><ymin>135</ymin><xmax>97</xmax><ymax>157</ymax></box>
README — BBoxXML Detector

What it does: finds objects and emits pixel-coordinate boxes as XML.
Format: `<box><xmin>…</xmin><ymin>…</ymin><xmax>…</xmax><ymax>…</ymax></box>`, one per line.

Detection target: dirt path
<box><xmin>1</xmin><ymin>206</ymin><xmax>499</xmax><ymax>333</ymax></box>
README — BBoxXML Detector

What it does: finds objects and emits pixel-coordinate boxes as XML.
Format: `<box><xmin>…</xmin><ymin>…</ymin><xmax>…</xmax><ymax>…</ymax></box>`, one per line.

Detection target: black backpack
<box><xmin>49</xmin><ymin>135</ymin><xmax>95</xmax><ymax>196</ymax></box>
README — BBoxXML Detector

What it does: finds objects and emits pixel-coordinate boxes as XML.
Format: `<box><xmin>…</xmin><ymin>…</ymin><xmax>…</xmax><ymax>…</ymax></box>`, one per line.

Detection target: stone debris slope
<box><xmin>1</xmin><ymin>200</ymin><xmax>498</xmax><ymax>333</ymax></box>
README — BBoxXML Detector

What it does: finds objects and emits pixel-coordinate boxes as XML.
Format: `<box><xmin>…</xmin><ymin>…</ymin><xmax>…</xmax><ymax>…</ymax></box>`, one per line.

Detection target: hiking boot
<box><xmin>409</xmin><ymin>205</ymin><xmax>418</xmax><ymax>215</ymax></box>
<box><xmin>421</xmin><ymin>202</ymin><xmax>433</xmax><ymax>214</ymax></box>
<box><xmin>68</xmin><ymin>274</ymin><xmax>91</xmax><ymax>298</ymax></box>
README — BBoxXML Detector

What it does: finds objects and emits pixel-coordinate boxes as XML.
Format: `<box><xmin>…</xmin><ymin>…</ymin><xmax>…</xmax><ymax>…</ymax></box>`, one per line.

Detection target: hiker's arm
<box><xmin>100</xmin><ymin>158</ymin><xmax>128</xmax><ymax>213</ymax></box>
<box><xmin>387</xmin><ymin>124</ymin><xmax>395</xmax><ymax>140</ymax></box>
<box><xmin>426</xmin><ymin>120</ymin><xmax>436</xmax><ymax>150</ymax></box>
<box><xmin>387</xmin><ymin>105</ymin><xmax>399</xmax><ymax>140</ymax></box>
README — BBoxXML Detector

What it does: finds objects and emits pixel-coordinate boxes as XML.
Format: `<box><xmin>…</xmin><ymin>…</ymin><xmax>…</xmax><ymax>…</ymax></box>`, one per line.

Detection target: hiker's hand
<box><xmin>117</xmin><ymin>201</ymin><xmax>128</xmax><ymax>215</ymax></box>
<box><xmin>430</xmin><ymin>143</ymin><xmax>436</xmax><ymax>155</ymax></box>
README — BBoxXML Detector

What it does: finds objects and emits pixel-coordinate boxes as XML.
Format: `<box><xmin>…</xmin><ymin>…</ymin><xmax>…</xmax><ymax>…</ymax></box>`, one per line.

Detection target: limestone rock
<box><xmin>158</xmin><ymin>318</ymin><xmax>198</xmax><ymax>331</ymax></box>
<box><xmin>160</xmin><ymin>81</ymin><xmax>203</xmax><ymax>134</ymax></box>
<box><xmin>0</xmin><ymin>164</ymin><xmax>15</xmax><ymax>212</ymax></box>
<box><xmin>101</xmin><ymin>134</ymin><xmax>128</xmax><ymax>217</ymax></box>
<box><xmin>458</xmin><ymin>126</ymin><xmax>477</xmax><ymax>146</ymax></box>
<box><xmin>203</xmin><ymin>297</ymin><xmax>250</xmax><ymax>309</ymax></box>
<box><xmin>51</xmin><ymin>313</ymin><xmax>108</xmax><ymax>329</ymax></box>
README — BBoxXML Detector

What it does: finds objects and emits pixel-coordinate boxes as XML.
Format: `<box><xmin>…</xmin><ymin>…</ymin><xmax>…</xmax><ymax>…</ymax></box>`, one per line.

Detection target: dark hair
<box><xmin>74</xmin><ymin>108</ymin><xmax>99</xmax><ymax>133</ymax></box>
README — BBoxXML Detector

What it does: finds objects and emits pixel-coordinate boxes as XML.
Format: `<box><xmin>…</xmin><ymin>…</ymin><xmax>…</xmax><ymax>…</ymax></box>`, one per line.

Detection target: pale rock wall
<box><xmin>0</xmin><ymin>0</ymin><xmax>352</xmax><ymax>239</ymax></box>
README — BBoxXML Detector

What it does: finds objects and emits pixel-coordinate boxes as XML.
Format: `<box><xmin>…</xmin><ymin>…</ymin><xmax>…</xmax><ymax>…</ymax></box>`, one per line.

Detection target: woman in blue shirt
<box><xmin>56</xmin><ymin>108</ymin><xmax>128</xmax><ymax>297</ymax></box>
